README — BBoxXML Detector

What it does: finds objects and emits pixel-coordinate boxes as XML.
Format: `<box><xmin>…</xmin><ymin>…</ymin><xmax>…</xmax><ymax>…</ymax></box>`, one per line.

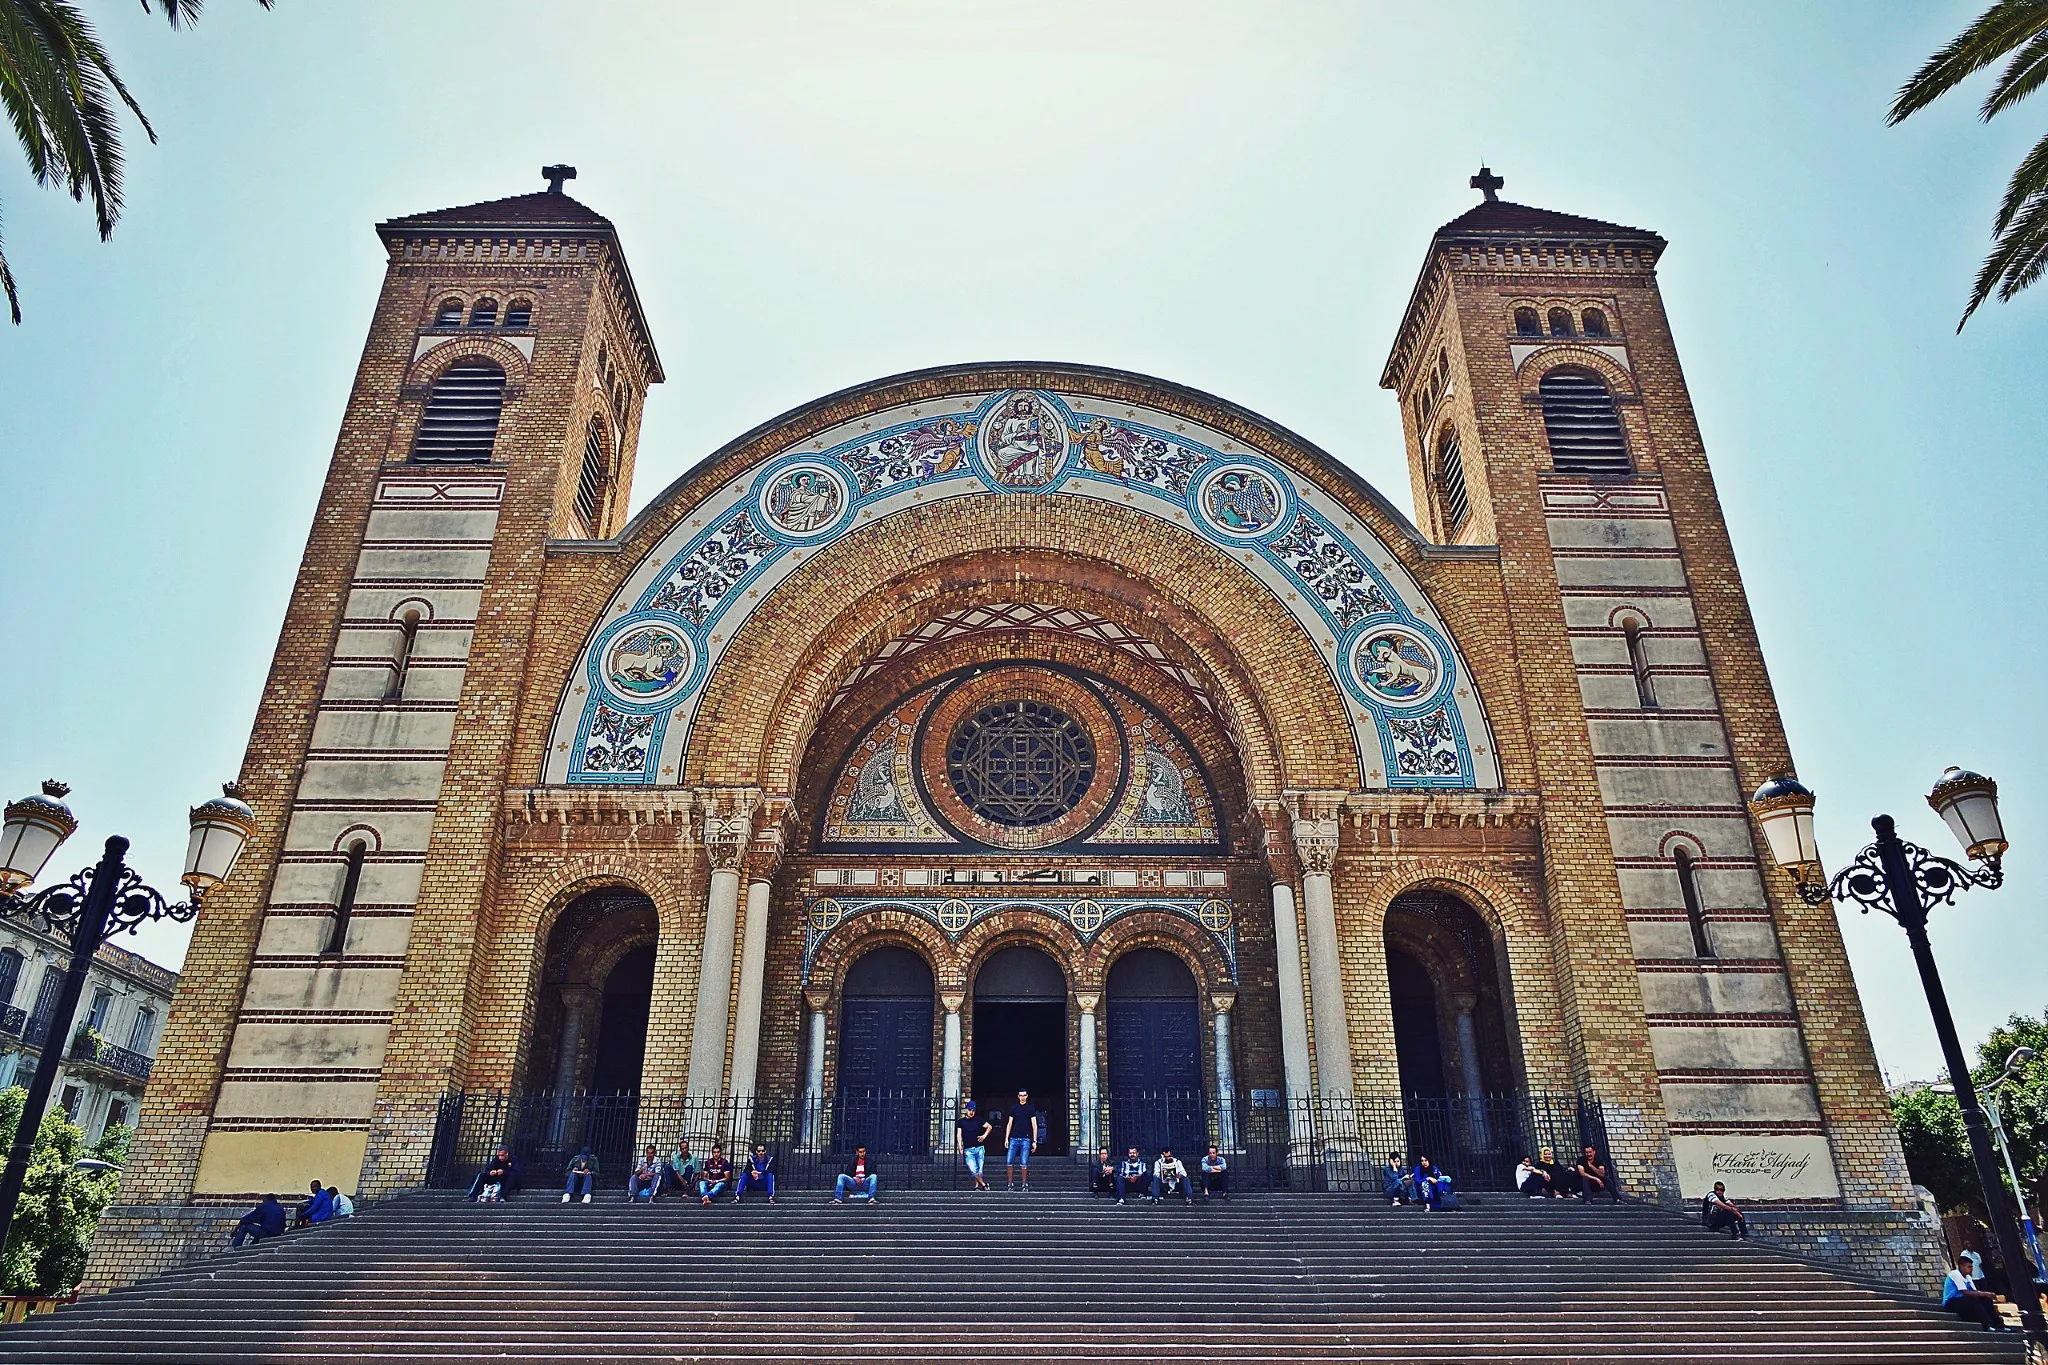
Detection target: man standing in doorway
<box><xmin>1004</xmin><ymin>1088</ymin><xmax>1040</xmax><ymax>1192</ymax></box>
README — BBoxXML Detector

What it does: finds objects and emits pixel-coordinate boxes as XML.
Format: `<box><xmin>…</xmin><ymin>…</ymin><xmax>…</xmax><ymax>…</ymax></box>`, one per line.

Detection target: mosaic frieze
<box><xmin>546</xmin><ymin>388</ymin><xmax>1498</xmax><ymax>790</ymax></box>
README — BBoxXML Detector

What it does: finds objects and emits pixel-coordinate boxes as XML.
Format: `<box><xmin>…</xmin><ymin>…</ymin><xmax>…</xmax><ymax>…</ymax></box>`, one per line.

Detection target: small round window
<box><xmin>945</xmin><ymin>700</ymin><xmax>1096</xmax><ymax>828</ymax></box>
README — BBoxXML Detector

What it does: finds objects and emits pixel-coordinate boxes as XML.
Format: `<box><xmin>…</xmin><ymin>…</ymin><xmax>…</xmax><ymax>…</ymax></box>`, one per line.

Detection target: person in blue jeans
<box><xmin>562</xmin><ymin>1148</ymin><xmax>597</xmax><ymax>1203</ymax></box>
<box><xmin>230</xmin><ymin>1194</ymin><xmax>286</xmax><ymax>1247</ymax></box>
<box><xmin>736</xmin><ymin>1144</ymin><xmax>775</xmax><ymax>1203</ymax></box>
<box><xmin>1412</xmin><ymin>1155</ymin><xmax>1456</xmax><ymax>1211</ymax></box>
<box><xmin>696</xmin><ymin>1145</ymin><xmax>733</xmax><ymax>1205</ymax></box>
<box><xmin>834</xmin><ymin>1145</ymin><xmax>878</xmax><ymax>1204</ymax></box>
<box><xmin>1004</xmin><ymin>1089</ymin><xmax>1040</xmax><ymax>1191</ymax></box>
<box><xmin>956</xmin><ymin>1101</ymin><xmax>993</xmax><ymax>1191</ymax></box>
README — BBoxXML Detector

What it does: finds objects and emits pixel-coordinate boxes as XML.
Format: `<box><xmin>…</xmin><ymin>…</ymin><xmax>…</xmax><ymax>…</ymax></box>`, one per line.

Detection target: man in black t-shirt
<box><xmin>1004</xmin><ymin>1089</ymin><xmax>1040</xmax><ymax>1191</ymax></box>
<box><xmin>956</xmin><ymin>1100</ymin><xmax>993</xmax><ymax>1191</ymax></box>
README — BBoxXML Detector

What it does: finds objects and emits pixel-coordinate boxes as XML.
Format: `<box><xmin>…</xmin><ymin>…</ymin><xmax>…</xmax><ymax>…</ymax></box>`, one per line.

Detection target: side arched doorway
<box><xmin>1106</xmin><ymin>947</ymin><xmax>1206</xmax><ymax>1157</ymax></box>
<box><xmin>972</xmin><ymin>945</ymin><xmax>1069</xmax><ymax>1156</ymax></box>
<box><xmin>835</xmin><ymin>946</ymin><xmax>934</xmax><ymax>1154</ymax></box>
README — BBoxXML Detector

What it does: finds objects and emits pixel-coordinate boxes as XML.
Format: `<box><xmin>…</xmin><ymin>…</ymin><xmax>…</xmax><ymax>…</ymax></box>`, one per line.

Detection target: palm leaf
<box><xmin>1961</xmin><ymin>186</ymin><xmax>2048</xmax><ymax>326</ymax></box>
<box><xmin>0</xmin><ymin>198</ymin><xmax>19</xmax><ymax>324</ymax></box>
<box><xmin>1981</xmin><ymin>25</ymin><xmax>2048</xmax><ymax>118</ymax></box>
<box><xmin>1888</xmin><ymin>0</ymin><xmax>2048</xmax><ymax>124</ymax></box>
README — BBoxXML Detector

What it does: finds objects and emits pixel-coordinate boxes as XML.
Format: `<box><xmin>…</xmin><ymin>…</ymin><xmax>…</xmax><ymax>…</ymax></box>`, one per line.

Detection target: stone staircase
<box><xmin>4</xmin><ymin>1189</ymin><xmax>2020</xmax><ymax>1363</ymax></box>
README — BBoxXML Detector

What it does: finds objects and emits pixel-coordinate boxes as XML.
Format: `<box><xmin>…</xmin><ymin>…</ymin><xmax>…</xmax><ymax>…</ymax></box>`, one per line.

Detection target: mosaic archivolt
<box><xmin>543</xmin><ymin>388</ymin><xmax>1502</xmax><ymax>790</ymax></box>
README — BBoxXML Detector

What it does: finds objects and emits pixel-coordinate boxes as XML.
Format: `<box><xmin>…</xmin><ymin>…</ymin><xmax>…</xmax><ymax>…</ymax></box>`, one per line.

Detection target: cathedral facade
<box><xmin>90</xmin><ymin>175</ymin><xmax>1937</xmax><ymax>1290</ymax></box>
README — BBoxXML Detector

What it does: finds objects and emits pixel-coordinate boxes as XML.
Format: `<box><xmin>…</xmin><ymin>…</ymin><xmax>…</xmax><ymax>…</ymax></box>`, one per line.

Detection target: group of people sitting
<box><xmin>614</xmin><ymin>1142</ymin><xmax>779</xmax><ymax>1204</ymax></box>
<box><xmin>1381</xmin><ymin>1153</ymin><xmax>1459</xmax><ymax>1210</ymax></box>
<box><xmin>1513</xmin><ymin>1145</ymin><xmax>1614</xmax><ymax>1202</ymax></box>
<box><xmin>229</xmin><ymin>1178</ymin><xmax>354</xmax><ymax>1247</ymax></box>
<box><xmin>1088</xmin><ymin>1143</ymin><xmax>1231</xmax><ymax>1204</ymax></box>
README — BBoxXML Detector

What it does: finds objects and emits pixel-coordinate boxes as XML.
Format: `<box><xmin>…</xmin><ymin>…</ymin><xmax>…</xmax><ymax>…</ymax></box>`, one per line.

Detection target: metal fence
<box><xmin>428</xmin><ymin>1089</ymin><xmax>1612</xmax><ymax>1198</ymax></box>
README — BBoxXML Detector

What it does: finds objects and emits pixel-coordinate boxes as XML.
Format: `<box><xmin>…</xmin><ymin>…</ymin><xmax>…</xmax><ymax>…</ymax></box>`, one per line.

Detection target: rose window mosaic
<box><xmin>944</xmin><ymin>700</ymin><xmax>1096</xmax><ymax>828</ymax></box>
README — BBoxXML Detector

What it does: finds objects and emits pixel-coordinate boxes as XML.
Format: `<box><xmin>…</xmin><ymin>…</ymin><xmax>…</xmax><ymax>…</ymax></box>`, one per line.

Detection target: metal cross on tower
<box><xmin>542</xmin><ymin>164</ymin><xmax>578</xmax><ymax>195</ymax></box>
<box><xmin>1470</xmin><ymin>166</ymin><xmax>1504</xmax><ymax>202</ymax></box>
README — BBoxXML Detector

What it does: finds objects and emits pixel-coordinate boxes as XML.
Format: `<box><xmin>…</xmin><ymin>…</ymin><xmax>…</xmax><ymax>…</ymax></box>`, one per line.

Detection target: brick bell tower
<box><xmin>1379</xmin><ymin>170</ymin><xmax>1925</xmax><ymax>1274</ymax></box>
<box><xmin>92</xmin><ymin>169</ymin><xmax>661</xmax><ymax>1285</ymax></box>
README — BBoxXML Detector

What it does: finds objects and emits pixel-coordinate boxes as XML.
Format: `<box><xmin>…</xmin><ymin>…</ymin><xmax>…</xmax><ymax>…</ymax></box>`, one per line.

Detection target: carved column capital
<box><xmin>939</xmin><ymin>991</ymin><xmax>966</xmax><ymax>1014</ymax></box>
<box><xmin>1073</xmin><ymin>991</ymin><xmax>1102</xmax><ymax>1013</ymax></box>
<box><xmin>802</xmin><ymin>985</ymin><xmax>833</xmax><ymax>1014</ymax></box>
<box><xmin>1284</xmin><ymin>789</ymin><xmax>1347</xmax><ymax>876</ymax></box>
<box><xmin>1209</xmin><ymin>989</ymin><xmax>1237</xmax><ymax>1014</ymax></box>
<box><xmin>696</xmin><ymin>786</ymin><xmax>762</xmax><ymax>873</ymax></box>
<box><xmin>746</xmin><ymin>796</ymin><xmax>795</xmax><ymax>882</ymax></box>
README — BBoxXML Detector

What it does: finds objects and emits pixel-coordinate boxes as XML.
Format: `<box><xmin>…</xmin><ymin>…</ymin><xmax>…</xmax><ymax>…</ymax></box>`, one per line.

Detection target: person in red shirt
<box><xmin>834</xmin><ymin>1145</ymin><xmax>878</xmax><ymax>1204</ymax></box>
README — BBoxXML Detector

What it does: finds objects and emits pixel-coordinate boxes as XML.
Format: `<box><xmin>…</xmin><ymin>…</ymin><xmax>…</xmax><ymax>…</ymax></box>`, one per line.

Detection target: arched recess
<box><xmin>541</xmin><ymin>372</ymin><xmax>1500</xmax><ymax>794</ymax></box>
<box><xmin>970</xmin><ymin>943</ymin><xmax>1069</xmax><ymax>1156</ymax></box>
<box><xmin>1104</xmin><ymin>946</ymin><xmax>1206</xmax><ymax>1156</ymax></box>
<box><xmin>1383</xmin><ymin>889</ymin><xmax>1516</xmax><ymax>1098</ymax></box>
<box><xmin>526</xmin><ymin>887</ymin><xmax>659</xmax><ymax>1097</ymax></box>
<box><xmin>834</xmin><ymin>945</ymin><xmax>935</xmax><ymax>1155</ymax></box>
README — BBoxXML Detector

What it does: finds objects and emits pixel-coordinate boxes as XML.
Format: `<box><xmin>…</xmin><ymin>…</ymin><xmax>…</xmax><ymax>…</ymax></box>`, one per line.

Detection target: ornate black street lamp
<box><xmin>0</xmin><ymin>780</ymin><xmax>254</xmax><ymax>1263</ymax></box>
<box><xmin>1750</xmin><ymin>767</ymin><xmax>2045</xmax><ymax>1346</ymax></box>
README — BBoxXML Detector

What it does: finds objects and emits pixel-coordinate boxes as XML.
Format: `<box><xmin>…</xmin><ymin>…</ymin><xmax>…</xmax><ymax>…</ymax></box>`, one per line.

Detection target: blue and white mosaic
<box><xmin>801</xmin><ymin>895</ymin><xmax>1239</xmax><ymax>985</ymax></box>
<box><xmin>543</xmin><ymin>389</ymin><xmax>1500</xmax><ymax>790</ymax></box>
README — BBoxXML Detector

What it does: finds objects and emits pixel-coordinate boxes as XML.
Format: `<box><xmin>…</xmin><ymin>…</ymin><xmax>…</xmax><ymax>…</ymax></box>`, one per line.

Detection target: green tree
<box><xmin>1889</xmin><ymin>0</ymin><xmax>2048</xmax><ymax>328</ymax></box>
<box><xmin>0</xmin><ymin>1087</ymin><xmax>130</xmax><ymax>1295</ymax></box>
<box><xmin>1975</xmin><ymin>1011</ymin><xmax>2048</xmax><ymax>1220</ymax></box>
<box><xmin>0</xmin><ymin>0</ymin><xmax>267</xmax><ymax>324</ymax></box>
<box><xmin>1893</xmin><ymin>1082</ymin><xmax>1981</xmax><ymax>1214</ymax></box>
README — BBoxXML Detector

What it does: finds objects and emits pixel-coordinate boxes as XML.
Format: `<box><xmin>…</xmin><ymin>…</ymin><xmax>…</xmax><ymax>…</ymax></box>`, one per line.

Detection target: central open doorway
<box><xmin>971</xmin><ymin>945</ymin><xmax>1068</xmax><ymax>1156</ymax></box>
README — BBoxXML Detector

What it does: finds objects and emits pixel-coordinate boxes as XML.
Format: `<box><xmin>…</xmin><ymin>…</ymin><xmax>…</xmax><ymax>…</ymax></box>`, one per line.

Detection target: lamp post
<box><xmin>1749</xmin><ymin>767</ymin><xmax>2045</xmax><ymax>1346</ymax></box>
<box><xmin>1985</xmin><ymin>1047</ymin><xmax>2044</xmax><ymax>1275</ymax></box>
<box><xmin>0</xmin><ymin>780</ymin><xmax>253</xmax><ymax>1264</ymax></box>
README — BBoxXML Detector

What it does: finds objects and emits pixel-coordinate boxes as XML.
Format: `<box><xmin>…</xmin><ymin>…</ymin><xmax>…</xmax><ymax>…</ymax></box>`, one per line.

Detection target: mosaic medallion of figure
<box><xmin>1195</xmin><ymin>463</ymin><xmax>1288</xmax><ymax>538</ymax></box>
<box><xmin>1351</xmin><ymin>627</ymin><xmax>1441</xmax><ymax>704</ymax></box>
<box><xmin>759</xmin><ymin>462</ymin><xmax>851</xmax><ymax>538</ymax></box>
<box><xmin>977</xmin><ymin>391</ymin><xmax>1069</xmax><ymax>489</ymax></box>
<box><xmin>603</xmin><ymin>625</ymin><xmax>693</xmax><ymax>701</ymax></box>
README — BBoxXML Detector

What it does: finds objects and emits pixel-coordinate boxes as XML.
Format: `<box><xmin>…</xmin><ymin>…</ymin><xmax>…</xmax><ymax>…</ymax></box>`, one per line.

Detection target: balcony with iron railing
<box><xmin>66</xmin><ymin>1032</ymin><xmax>153</xmax><ymax>1083</ymax></box>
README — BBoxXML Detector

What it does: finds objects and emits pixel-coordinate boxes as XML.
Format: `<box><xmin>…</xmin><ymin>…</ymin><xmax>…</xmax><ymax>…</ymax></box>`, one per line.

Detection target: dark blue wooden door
<box><xmin>1107</xmin><ymin>997</ymin><xmax>1206</xmax><ymax>1156</ymax></box>
<box><xmin>836</xmin><ymin>996</ymin><xmax>932</xmax><ymax>1153</ymax></box>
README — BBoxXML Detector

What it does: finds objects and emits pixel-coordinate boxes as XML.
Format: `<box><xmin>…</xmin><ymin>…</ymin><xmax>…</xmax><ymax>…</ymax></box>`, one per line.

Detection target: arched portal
<box><xmin>591</xmin><ymin>944</ymin><xmax>655</xmax><ymax>1094</ymax></box>
<box><xmin>528</xmin><ymin>888</ymin><xmax>659</xmax><ymax>1096</ymax></box>
<box><xmin>834</xmin><ymin>946</ymin><xmax>935</xmax><ymax>1154</ymax></box>
<box><xmin>1105</xmin><ymin>947</ymin><xmax>1205</xmax><ymax>1156</ymax></box>
<box><xmin>972</xmin><ymin>945</ymin><xmax>1068</xmax><ymax>1155</ymax></box>
<box><xmin>1383</xmin><ymin>889</ymin><xmax>1516</xmax><ymax>1098</ymax></box>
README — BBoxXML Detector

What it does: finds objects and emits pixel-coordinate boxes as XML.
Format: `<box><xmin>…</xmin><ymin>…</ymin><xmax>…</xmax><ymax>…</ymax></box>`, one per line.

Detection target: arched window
<box><xmin>1437</xmin><ymin>429</ymin><xmax>1471</xmax><ymax>535</ymax></box>
<box><xmin>574</xmin><ymin>421</ymin><xmax>611</xmax><ymax>534</ymax></box>
<box><xmin>0</xmin><ymin>948</ymin><xmax>21</xmax><ymax>1007</ymax></box>
<box><xmin>409</xmin><ymin>359</ymin><xmax>506</xmax><ymax>463</ymax></box>
<box><xmin>86</xmin><ymin>988</ymin><xmax>112</xmax><ymax>1032</ymax></box>
<box><xmin>504</xmin><ymin>298</ymin><xmax>533</xmax><ymax>328</ymax></box>
<box><xmin>433</xmin><ymin>298</ymin><xmax>464</xmax><ymax>327</ymax></box>
<box><xmin>1675</xmin><ymin>847</ymin><xmax>1713</xmax><ymax>957</ymax></box>
<box><xmin>386</xmin><ymin>609</ymin><xmax>421</xmax><ymax>700</ymax></box>
<box><xmin>1547</xmin><ymin>307</ymin><xmax>1574</xmax><ymax>337</ymax></box>
<box><xmin>1539</xmin><ymin>368</ymin><xmax>1631</xmax><ymax>475</ymax></box>
<box><xmin>326</xmin><ymin>840</ymin><xmax>367</xmax><ymax>956</ymax></box>
<box><xmin>1622</xmin><ymin>617</ymin><xmax>1657</xmax><ymax>708</ymax></box>
<box><xmin>1514</xmin><ymin>306</ymin><xmax>1541</xmax><ymax>337</ymax></box>
<box><xmin>125</xmin><ymin>1006</ymin><xmax>156</xmax><ymax>1054</ymax></box>
<box><xmin>1581</xmin><ymin>308</ymin><xmax>1610</xmax><ymax>337</ymax></box>
<box><xmin>468</xmin><ymin>297</ymin><xmax>498</xmax><ymax>327</ymax></box>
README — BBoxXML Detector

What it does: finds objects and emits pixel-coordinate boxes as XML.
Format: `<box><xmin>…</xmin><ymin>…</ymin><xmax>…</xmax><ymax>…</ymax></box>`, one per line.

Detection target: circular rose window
<box><xmin>944</xmin><ymin>700</ymin><xmax>1097</xmax><ymax>828</ymax></box>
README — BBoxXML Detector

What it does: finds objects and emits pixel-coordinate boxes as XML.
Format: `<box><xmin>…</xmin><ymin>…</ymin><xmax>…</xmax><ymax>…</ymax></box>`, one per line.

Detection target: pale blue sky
<box><xmin>0</xmin><ymin>2</ymin><xmax>2040</xmax><ymax>1083</ymax></box>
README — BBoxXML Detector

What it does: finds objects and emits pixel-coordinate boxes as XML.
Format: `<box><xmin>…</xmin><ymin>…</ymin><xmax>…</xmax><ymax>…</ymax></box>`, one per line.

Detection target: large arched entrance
<box><xmin>834</xmin><ymin>946</ymin><xmax>934</xmax><ymax>1154</ymax></box>
<box><xmin>1106</xmin><ymin>947</ymin><xmax>1205</xmax><ymax>1156</ymax></box>
<box><xmin>972</xmin><ymin>945</ymin><xmax>1069</xmax><ymax>1155</ymax></box>
<box><xmin>1383</xmin><ymin>889</ymin><xmax>1516</xmax><ymax>1098</ymax></box>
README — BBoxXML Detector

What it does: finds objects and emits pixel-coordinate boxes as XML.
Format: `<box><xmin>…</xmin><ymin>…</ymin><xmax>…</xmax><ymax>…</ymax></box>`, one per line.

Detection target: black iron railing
<box><xmin>65</xmin><ymin>1033</ymin><xmax>152</xmax><ymax>1081</ymax></box>
<box><xmin>0</xmin><ymin>1007</ymin><xmax>23</xmax><ymax>1039</ymax></box>
<box><xmin>426</xmin><ymin>1089</ymin><xmax>1611</xmax><ymax>1199</ymax></box>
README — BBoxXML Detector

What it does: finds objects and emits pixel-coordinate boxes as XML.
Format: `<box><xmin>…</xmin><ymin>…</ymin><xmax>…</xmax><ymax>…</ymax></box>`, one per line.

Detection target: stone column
<box><xmin>1211</xmin><ymin>991</ymin><xmax>1239</xmax><ymax>1151</ymax></box>
<box><xmin>799</xmin><ymin>987</ymin><xmax>829</xmax><ymax>1149</ymax></box>
<box><xmin>1075</xmin><ymin>991</ymin><xmax>1101</xmax><ymax>1156</ymax></box>
<box><xmin>686</xmin><ymin>792</ymin><xmax>758</xmax><ymax>1102</ymax></box>
<box><xmin>725</xmin><ymin>803</ymin><xmax>786</xmax><ymax>1120</ymax></box>
<box><xmin>1267</xmin><ymin>880</ymin><xmax>1314</xmax><ymax>1104</ymax></box>
<box><xmin>1451</xmin><ymin>992</ymin><xmax>1490</xmax><ymax>1148</ymax></box>
<box><xmin>552</xmin><ymin>986</ymin><xmax>601</xmax><ymax>1094</ymax></box>
<box><xmin>1291</xmin><ymin>802</ymin><xmax>1353</xmax><ymax>1100</ymax></box>
<box><xmin>940</xmin><ymin>992</ymin><xmax>965</xmax><ymax>1118</ymax></box>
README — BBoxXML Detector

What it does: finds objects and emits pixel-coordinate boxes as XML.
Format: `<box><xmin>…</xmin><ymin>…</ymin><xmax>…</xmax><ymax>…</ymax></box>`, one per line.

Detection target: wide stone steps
<box><xmin>6</xmin><ymin>1191</ymin><xmax>2020</xmax><ymax>1363</ymax></box>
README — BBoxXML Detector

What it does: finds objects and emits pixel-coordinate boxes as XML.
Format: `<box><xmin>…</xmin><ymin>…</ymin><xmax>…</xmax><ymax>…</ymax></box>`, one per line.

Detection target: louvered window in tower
<box><xmin>1539</xmin><ymin>369</ymin><xmax>1631</xmax><ymax>475</ymax></box>
<box><xmin>504</xmin><ymin>298</ymin><xmax>533</xmax><ymax>327</ymax></box>
<box><xmin>1548</xmin><ymin>307</ymin><xmax>1574</xmax><ymax>337</ymax></box>
<box><xmin>469</xmin><ymin>297</ymin><xmax>498</xmax><ymax>327</ymax></box>
<box><xmin>574</xmin><ymin>421</ymin><xmax>610</xmax><ymax>533</ymax></box>
<box><xmin>1514</xmin><ymin>307</ymin><xmax>1541</xmax><ymax>336</ymax></box>
<box><xmin>1437</xmin><ymin>430</ymin><xmax>1471</xmax><ymax>535</ymax></box>
<box><xmin>410</xmin><ymin>360</ymin><xmax>507</xmax><ymax>463</ymax></box>
<box><xmin>433</xmin><ymin>298</ymin><xmax>463</xmax><ymax>327</ymax></box>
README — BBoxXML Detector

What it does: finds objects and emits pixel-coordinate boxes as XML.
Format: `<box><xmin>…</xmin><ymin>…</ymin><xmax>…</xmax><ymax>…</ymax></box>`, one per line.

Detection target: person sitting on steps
<box><xmin>468</xmin><ymin>1147</ymin><xmax>518</xmax><ymax>1201</ymax></box>
<box><xmin>1576</xmin><ymin>1146</ymin><xmax>1614</xmax><ymax>1201</ymax></box>
<box><xmin>1942</xmin><ymin>1254</ymin><xmax>2006</xmax><ymax>1331</ymax></box>
<box><xmin>1116</xmin><ymin>1147</ymin><xmax>1149</xmax><ymax>1205</ymax></box>
<box><xmin>1539</xmin><ymin>1146</ymin><xmax>1581</xmax><ymax>1198</ymax></box>
<box><xmin>697</xmin><ymin>1144</ymin><xmax>734</xmax><ymax>1205</ymax></box>
<box><xmin>296</xmin><ymin>1179</ymin><xmax>334</xmax><ymax>1225</ymax></box>
<box><xmin>327</xmin><ymin>1186</ymin><xmax>354</xmax><ymax>1218</ymax></box>
<box><xmin>1382</xmin><ymin>1152</ymin><xmax>1411</xmax><ymax>1205</ymax></box>
<box><xmin>956</xmin><ymin>1100</ymin><xmax>993</xmax><ymax>1192</ymax></box>
<box><xmin>834</xmin><ymin>1144</ymin><xmax>879</xmax><ymax>1205</ymax></box>
<box><xmin>563</xmin><ymin>1147</ymin><xmax>597</xmax><ymax>1203</ymax></box>
<box><xmin>666</xmin><ymin>1141</ymin><xmax>700</xmax><ymax>1197</ymax></box>
<box><xmin>1516</xmin><ymin>1154</ymin><xmax>1553</xmax><ymax>1199</ymax></box>
<box><xmin>736</xmin><ymin>1144</ymin><xmax>774</xmax><ymax>1203</ymax></box>
<box><xmin>1412</xmin><ymin>1155</ymin><xmax>1456</xmax><ymax>1211</ymax></box>
<box><xmin>1151</xmin><ymin>1148</ymin><xmax>1192</xmax><ymax>1204</ymax></box>
<box><xmin>1090</xmin><ymin>1145</ymin><xmax>1118</xmax><ymax>1199</ymax></box>
<box><xmin>1199</xmin><ymin>1144</ymin><xmax>1229</xmax><ymax>1199</ymax></box>
<box><xmin>477</xmin><ymin>1152</ymin><xmax>513</xmax><ymax>1204</ymax></box>
<box><xmin>628</xmin><ymin>1145</ymin><xmax>664</xmax><ymax>1202</ymax></box>
<box><xmin>1004</xmin><ymin>1089</ymin><xmax>1040</xmax><ymax>1191</ymax></box>
<box><xmin>230</xmin><ymin>1193</ymin><xmax>286</xmax><ymax>1248</ymax></box>
<box><xmin>1701</xmin><ymin>1181</ymin><xmax>1746</xmax><ymax>1239</ymax></box>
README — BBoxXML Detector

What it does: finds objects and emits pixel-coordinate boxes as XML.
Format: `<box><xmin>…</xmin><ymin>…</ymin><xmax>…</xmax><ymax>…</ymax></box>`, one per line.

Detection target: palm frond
<box><xmin>1960</xmin><ymin>187</ymin><xmax>2048</xmax><ymax>327</ymax></box>
<box><xmin>1993</xmin><ymin>127</ymin><xmax>2048</xmax><ymax>232</ymax></box>
<box><xmin>140</xmin><ymin>0</ymin><xmax>206</xmax><ymax>27</ymax></box>
<box><xmin>0</xmin><ymin>199</ymin><xmax>19</xmax><ymax>325</ymax></box>
<box><xmin>1982</xmin><ymin>26</ymin><xmax>2048</xmax><ymax>118</ymax></box>
<box><xmin>1888</xmin><ymin>0</ymin><xmax>2048</xmax><ymax>125</ymax></box>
